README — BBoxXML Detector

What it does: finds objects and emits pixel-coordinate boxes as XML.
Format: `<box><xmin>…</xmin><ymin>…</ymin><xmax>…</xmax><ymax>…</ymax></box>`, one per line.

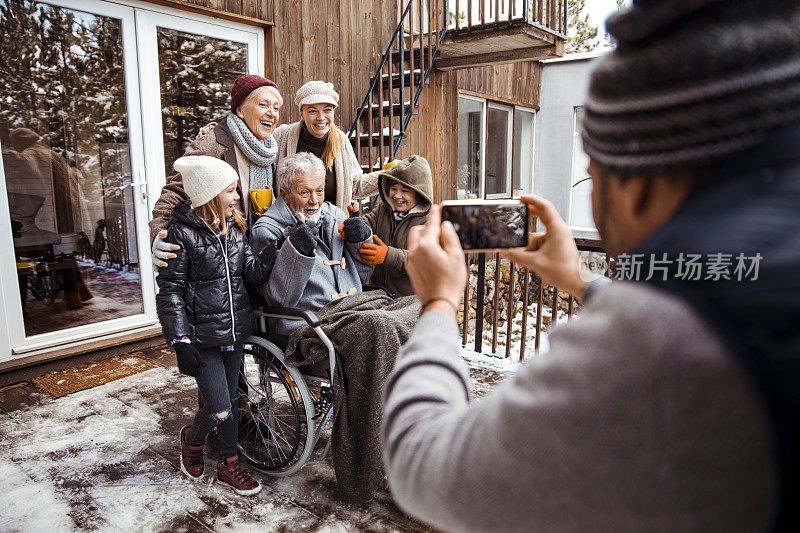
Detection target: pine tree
<box><xmin>566</xmin><ymin>0</ymin><xmax>599</xmax><ymax>54</ymax></box>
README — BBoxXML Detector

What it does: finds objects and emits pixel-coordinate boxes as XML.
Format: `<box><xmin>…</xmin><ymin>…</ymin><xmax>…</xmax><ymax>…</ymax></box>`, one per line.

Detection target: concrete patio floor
<box><xmin>0</xmin><ymin>344</ymin><xmax>516</xmax><ymax>532</ymax></box>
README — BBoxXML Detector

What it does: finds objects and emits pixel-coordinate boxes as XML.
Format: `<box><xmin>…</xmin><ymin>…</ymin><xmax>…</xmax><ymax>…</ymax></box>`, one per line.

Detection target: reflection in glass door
<box><xmin>136</xmin><ymin>10</ymin><xmax>262</xmax><ymax>203</ymax></box>
<box><xmin>157</xmin><ymin>27</ymin><xmax>249</xmax><ymax>173</ymax></box>
<box><xmin>485</xmin><ymin>103</ymin><xmax>512</xmax><ymax>198</ymax></box>
<box><xmin>457</xmin><ymin>95</ymin><xmax>484</xmax><ymax>199</ymax></box>
<box><xmin>0</xmin><ymin>0</ymin><xmax>146</xmax><ymax>338</ymax></box>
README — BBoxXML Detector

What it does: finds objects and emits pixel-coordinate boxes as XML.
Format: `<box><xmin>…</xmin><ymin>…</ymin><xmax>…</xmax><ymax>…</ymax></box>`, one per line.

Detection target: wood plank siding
<box><xmin>140</xmin><ymin>0</ymin><xmax>273</xmax><ymax>25</ymax></box>
<box><xmin>457</xmin><ymin>61</ymin><xmax>543</xmax><ymax>109</ymax></box>
<box><xmin>395</xmin><ymin>69</ymin><xmax>460</xmax><ymax>203</ymax></box>
<box><xmin>272</xmin><ymin>0</ymin><xmax>398</xmax><ymax>129</ymax></box>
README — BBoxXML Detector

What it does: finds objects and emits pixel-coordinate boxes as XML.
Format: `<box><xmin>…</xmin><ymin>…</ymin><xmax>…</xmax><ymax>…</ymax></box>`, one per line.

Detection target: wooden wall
<box><xmin>141</xmin><ymin>0</ymin><xmax>273</xmax><ymax>24</ymax></box>
<box><xmin>271</xmin><ymin>0</ymin><xmax>398</xmax><ymax>130</ymax></box>
<box><xmin>456</xmin><ymin>61</ymin><xmax>543</xmax><ymax>109</ymax></box>
<box><xmin>395</xmin><ymin>70</ymin><xmax>460</xmax><ymax>203</ymax></box>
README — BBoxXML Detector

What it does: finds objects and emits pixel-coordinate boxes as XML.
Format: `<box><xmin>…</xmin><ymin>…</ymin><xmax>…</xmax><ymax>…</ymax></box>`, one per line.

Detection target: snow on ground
<box><xmin>0</xmin><ymin>342</ymin><xmax>522</xmax><ymax>532</ymax></box>
<box><xmin>0</xmin><ymin>367</ymin><xmax>310</xmax><ymax>532</ymax></box>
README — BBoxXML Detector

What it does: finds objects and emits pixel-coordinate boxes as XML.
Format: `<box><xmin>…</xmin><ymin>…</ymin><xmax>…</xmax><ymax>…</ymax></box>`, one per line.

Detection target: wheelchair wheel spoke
<box><xmin>238</xmin><ymin>345</ymin><xmax>310</xmax><ymax>473</ymax></box>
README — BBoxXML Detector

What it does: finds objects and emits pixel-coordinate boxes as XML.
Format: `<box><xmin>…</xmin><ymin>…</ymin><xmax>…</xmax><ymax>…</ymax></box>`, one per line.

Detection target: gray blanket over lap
<box><xmin>284</xmin><ymin>290</ymin><xmax>421</xmax><ymax>504</ymax></box>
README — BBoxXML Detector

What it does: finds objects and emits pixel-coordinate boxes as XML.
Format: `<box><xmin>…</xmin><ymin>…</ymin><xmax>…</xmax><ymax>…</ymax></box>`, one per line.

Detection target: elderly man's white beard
<box><xmin>292</xmin><ymin>206</ymin><xmax>322</xmax><ymax>223</ymax></box>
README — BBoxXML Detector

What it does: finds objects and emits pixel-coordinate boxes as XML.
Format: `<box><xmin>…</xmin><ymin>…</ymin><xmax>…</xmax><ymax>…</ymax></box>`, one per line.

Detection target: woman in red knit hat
<box><xmin>149</xmin><ymin>74</ymin><xmax>283</xmax><ymax>267</ymax></box>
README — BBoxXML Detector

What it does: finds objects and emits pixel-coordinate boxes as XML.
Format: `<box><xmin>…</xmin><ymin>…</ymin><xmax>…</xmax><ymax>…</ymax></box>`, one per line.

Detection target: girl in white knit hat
<box><xmin>273</xmin><ymin>80</ymin><xmax>379</xmax><ymax>210</ymax></box>
<box><xmin>155</xmin><ymin>155</ymin><xmax>276</xmax><ymax>496</ymax></box>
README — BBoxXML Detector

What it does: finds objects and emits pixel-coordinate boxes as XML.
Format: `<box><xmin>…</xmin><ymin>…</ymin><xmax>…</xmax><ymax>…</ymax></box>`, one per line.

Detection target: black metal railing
<box><xmin>446</xmin><ymin>0</ymin><xmax>567</xmax><ymax>38</ymax></box>
<box><xmin>348</xmin><ymin>0</ymin><xmax>448</xmax><ymax>169</ymax></box>
<box><xmin>459</xmin><ymin>239</ymin><xmax>609</xmax><ymax>359</ymax></box>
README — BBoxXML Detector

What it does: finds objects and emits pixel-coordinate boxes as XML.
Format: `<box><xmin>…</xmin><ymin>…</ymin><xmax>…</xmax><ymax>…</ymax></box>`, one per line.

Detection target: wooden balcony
<box><xmin>437</xmin><ymin>0</ymin><xmax>565</xmax><ymax>70</ymax></box>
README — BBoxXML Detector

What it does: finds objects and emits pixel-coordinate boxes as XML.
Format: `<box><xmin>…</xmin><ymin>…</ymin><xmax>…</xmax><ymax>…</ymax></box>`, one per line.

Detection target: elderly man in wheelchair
<box><xmin>239</xmin><ymin>152</ymin><xmax>420</xmax><ymax>504</ymax></box>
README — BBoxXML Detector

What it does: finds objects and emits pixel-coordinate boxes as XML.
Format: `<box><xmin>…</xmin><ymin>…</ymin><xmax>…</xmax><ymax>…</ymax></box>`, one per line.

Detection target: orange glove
<box><xmin>360</xmin><ymin>236</ymin><xmax>389</xmax><ymax>265</ymax></box>
<box><xmin>338</xmin><ymin>203</ymin><xmax>359</xmax><ymax>239</ymax></box>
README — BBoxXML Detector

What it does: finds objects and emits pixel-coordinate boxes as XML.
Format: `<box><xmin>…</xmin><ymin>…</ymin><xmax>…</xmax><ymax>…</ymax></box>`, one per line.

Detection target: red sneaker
<box><xmin>217</xmin><ymin>456</ymin><xmax>262</xmax><ymax>496</ymax></box>
<box><xmin>179</xmin><ymin>425</ymin><xmax>204</xmax><ymax>480</ymax></box>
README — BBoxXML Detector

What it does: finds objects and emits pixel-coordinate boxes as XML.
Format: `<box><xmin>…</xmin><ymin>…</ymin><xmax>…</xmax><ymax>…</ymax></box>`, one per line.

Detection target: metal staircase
<box><xmin>348</xmin><ymin>0</ymin><xmax>448</xmax><ymax>173</ymax></box>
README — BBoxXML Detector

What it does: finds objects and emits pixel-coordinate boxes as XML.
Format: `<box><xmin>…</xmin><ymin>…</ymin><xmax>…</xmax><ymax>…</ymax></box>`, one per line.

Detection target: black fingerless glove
<box><xmin>174</xmin><ymin>342</ymin><xmax>204</xmax><ymax>377</ymax></box>
<box><xmin>258</xmin><ymin>242</ymin><xmax>278</xmax><ymax>271</ymax></box>
<box><xmin>288</xmin><ymin>221</ymin><xmax>318</xmax><ymax>257</ymax></box>
<box><xmin>342</xmin><ymin>216</ymin><xmax>371</xmax><ymax>243</ymax></box>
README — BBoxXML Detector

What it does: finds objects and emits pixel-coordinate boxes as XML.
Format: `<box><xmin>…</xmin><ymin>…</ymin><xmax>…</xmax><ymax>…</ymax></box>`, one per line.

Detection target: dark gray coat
<box><xmin>156</xmin><ymin>201</ymin><xmax>273</xmax><ymax>347</ymax></box>
<box><xmin>250</xmin><ymin>197</ymin><xmax>374</xmax><ymax>335</ymax></box>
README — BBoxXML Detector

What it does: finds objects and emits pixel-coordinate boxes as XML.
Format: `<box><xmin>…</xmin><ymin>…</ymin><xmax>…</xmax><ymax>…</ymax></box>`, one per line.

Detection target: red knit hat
<box><xmin>230</xmin><ymin>75</ymin><xmax>279</xmax><ymax>113</ymax></box>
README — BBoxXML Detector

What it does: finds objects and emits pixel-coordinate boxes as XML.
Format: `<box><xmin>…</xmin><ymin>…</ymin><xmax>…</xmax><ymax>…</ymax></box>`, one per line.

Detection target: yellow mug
<box><xmin>249</xmin><ymin>188</ymin><xmax>273</xmax><ymax>215</ymax></box>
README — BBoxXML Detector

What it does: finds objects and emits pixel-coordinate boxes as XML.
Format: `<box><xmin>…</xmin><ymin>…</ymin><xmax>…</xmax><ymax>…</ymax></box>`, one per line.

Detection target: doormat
<box><xmin>31</xmin><ymin>355</ymin><xmax>157</xmax><ymax>398</ymax></box>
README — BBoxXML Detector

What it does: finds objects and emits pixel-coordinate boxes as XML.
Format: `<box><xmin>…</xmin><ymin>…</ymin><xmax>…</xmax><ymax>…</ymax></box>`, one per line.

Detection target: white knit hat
<box><xmin>173</xmin><ymin>155</ymin><xmax>239</xmax><ymax>209</ymax></box>
<box><xmin>294</xmin><ymin>80</ymin><xmax>339</xmax><ymax>109</ymax></box>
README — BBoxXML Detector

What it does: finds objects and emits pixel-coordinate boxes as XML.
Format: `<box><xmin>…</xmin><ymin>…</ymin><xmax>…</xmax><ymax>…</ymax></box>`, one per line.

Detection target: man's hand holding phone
<box><xmin>500</xmin><ymin>195</ymin><xmax>587</xmax><ymax>299</ymax></box>
<box><xmin>406</xmin><ymin>205</ymin><xmax>467</xmax><ymax>318</ymax></box>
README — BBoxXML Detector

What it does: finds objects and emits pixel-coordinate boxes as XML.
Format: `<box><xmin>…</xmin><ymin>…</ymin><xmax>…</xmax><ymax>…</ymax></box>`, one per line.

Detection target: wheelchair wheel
<box><xmin>238</xmin><ymin>339</ymin><xmax>316</xmax><ymax>476</ymax></box>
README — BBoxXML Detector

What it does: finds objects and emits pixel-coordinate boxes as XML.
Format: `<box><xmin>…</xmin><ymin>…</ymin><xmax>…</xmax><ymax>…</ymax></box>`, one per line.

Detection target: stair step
<box><xmin>364</xmin><ymin>100</ymin><xmax>412</xmax><ymax>117</ymax></box>
<box><xmin>349</xmin><ymin>127</ymin><xmax>401</xmax><ymax>147</ymax></box>
<box><xmin>390</xmin><ymin>47</ymin><xmax>435</xmax><ymax>65</ymax></box>
<box><xmin>361</xmin><ymin>157</ymin><xmax>392</xmax><ymax>173</ymax></box>
<box><xmin>379</xmin><ymin>69</ymin><xmax>423</xmax><ymax>91</ymax></box>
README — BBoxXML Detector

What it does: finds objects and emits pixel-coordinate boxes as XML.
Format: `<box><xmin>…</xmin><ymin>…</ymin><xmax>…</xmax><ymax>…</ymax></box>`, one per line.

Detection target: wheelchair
<box><xmin>237</xmin><ymin>305</ymin><xmax>336</xmax><ymax>476</ymax></box>
<box><xmin>236</xmin><ymin>286</ymin><xmax>394</xmax><ymax>477</ymax></box>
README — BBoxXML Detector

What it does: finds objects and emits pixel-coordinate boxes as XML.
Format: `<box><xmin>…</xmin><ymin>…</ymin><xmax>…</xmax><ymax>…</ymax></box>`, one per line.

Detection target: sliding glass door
<box><xmin>0</xmin><ymin>0</ymin><xmax>151</xmax><ymax>355</ymax></box>
<box><xmin>0</xmin><ymin>0</ymin><xmax>263</xmax><ymax>359</ymax></box>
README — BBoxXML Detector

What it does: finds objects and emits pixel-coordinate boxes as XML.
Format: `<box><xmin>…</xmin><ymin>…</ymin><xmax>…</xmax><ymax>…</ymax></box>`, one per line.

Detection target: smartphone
<box><xmin>441</xmin><ymin>200</ymin><xmax>529</xmax><ymax>252</ymax></box>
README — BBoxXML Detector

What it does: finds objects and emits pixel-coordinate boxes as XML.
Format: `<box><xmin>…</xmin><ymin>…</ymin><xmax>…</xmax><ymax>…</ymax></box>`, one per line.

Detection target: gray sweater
<box><xmin>382</xmin><ymin>282</ymin><xmax>777</xmax><ymax>532</ymax></box>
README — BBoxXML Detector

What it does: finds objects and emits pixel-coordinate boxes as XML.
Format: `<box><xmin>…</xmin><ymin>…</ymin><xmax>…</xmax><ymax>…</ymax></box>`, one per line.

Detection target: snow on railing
<box><xmin>446</xmin><ymin>0</ymin><xmax>567</xmax><ymax>37</ymax></box>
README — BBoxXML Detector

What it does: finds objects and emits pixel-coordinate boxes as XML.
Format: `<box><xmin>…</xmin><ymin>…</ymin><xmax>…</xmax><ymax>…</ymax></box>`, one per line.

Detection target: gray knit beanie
<box><xmin>582</xmin><ymin>0</ymin><xmax>800</xmax><ymax>174</ymax></box>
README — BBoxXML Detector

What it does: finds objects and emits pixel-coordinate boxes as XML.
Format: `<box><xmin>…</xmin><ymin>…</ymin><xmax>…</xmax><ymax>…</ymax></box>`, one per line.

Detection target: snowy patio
<box><xmin>0</xmin><ymin>343</ymin><xmax>517</xmax><ymax>532</ymax></box>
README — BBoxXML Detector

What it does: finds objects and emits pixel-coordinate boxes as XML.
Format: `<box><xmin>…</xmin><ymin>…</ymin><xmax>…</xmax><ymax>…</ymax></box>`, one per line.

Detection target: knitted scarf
<box><xmin>226</xmin><ymin>114</ymin><xmax>277</xmax><ymax>190</ymax></box>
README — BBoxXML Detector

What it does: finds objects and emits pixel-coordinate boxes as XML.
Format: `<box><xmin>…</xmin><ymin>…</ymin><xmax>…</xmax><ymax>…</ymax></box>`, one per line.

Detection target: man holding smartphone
<box><xmin>381</xmin><ymin>1</ymin><xmax>800</xmax><ymax>531</ymax></box>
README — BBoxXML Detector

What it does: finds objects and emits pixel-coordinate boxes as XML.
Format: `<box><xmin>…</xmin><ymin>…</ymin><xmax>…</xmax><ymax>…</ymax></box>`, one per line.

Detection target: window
<box><xmin>512</xmin><ymin>107</ymin><xmax>535</xmax><ymax>196</ymax></box>
<box><xmin>457</xmin><ymin>95</ymin><xmax>484</xmax><ymax>199</ymax></box>
<box><xmin>485</xmin><ymin>102</ymin><xmax>513</xmax><ymax>198</ymax></box>
<box><xmin>568</xmin><ymin>107</ymin><xmax>597</xmax><ymax>234</ymax></box>
<box><xmin>457</xmin><ymin>94</ymin><xmax>535</xmax><ymax>199</ymax></box>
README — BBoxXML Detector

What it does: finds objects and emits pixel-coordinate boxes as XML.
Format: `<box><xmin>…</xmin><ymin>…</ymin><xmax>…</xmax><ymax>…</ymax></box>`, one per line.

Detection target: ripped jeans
<box><xmin>187</xmin><ymin>344</ymin><xmax>243</xmax><ymax>462</ymax></box>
